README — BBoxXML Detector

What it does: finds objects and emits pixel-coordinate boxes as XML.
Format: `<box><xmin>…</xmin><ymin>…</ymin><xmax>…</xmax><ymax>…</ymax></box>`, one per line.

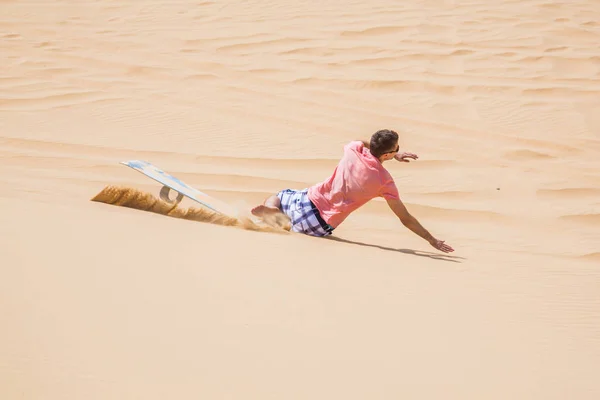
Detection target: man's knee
<box><xmin>265</xmin><ymin>194</ymin><xmax>281</xmax><ymax>208</ymax></box>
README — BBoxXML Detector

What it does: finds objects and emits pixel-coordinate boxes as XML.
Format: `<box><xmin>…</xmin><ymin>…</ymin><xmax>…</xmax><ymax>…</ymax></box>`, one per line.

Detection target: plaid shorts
<box><xmin>277</xmin><ymin>188</ymin><xmax>334</xmax><ymax>237</ymax></box>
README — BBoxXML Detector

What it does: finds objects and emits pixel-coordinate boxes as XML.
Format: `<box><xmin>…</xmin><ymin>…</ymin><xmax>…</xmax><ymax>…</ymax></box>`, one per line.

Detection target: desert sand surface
<box><xmin>2</xmin><ymin>0</ymin><xmax>600</xmax><ymax>398</ymax></box>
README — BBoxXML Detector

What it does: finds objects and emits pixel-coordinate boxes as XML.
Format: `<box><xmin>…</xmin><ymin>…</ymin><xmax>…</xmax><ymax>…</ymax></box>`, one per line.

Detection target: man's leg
<box><xmin>251</xmin><ymin>194</ymin><xmax>281</xmax><ymax>217</ymax></box>
<box><xmin>251</xmin><ymin>193</ymin><xmax>292</xmax><ymax>231</ymax></box>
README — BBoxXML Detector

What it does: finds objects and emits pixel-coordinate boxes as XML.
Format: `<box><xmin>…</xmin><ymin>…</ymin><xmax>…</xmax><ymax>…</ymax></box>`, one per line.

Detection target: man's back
<box><xmin>307</xmin><ymin>141</ymin><xmax>400</xmax><ymax>228</ymax></box>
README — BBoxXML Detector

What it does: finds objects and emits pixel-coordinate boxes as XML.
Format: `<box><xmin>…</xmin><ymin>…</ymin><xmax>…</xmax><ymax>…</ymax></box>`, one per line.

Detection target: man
<box><xmin>252</xmin><ymin>129</ymin><xmax>454</xmax><ymax>253</ymax></box>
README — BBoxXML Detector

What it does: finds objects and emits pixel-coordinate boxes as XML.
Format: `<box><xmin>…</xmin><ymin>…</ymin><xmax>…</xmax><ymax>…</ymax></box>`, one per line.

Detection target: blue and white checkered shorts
<box><xmin>277</xmin><ymin>188</ymin><xmax>334</xmax><ymax>237</ymax></box>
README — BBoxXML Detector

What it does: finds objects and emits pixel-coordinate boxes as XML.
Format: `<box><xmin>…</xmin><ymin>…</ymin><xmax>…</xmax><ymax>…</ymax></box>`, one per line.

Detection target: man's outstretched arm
<box><xmin>386</xmin><ymin>198</ymin><xmax>454</xmax><ymax>253</ymax></box>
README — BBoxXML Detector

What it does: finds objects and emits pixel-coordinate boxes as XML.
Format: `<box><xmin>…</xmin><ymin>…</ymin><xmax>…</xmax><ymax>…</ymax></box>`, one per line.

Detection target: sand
<box><xmin>1</xmin><ymin>0</ymin><xmax>600</xmax><ymax>398</ymax></box>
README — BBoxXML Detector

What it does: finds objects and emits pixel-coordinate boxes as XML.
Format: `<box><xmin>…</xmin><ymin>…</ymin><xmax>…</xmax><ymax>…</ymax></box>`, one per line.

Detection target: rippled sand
<box><xmin>1</xmin><ymin>1</ymin><xmax>599</xmax><ymax>399</ymax></box>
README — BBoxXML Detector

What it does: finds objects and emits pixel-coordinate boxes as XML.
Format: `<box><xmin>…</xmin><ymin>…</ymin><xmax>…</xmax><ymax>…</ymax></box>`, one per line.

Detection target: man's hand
<box><xmin>387</xmin><ymin>198</ymin><xmax>455</xmax><ymax>253</ymax></box>
<box><xmin>395</xmin><ymin>152</ymin><xmax>418</xmax><ymax>162</ymax></box>
<box><xmin>429</xmin><ymin>238</ymin><xmax>454</xmax><ymax>253</ymax></box>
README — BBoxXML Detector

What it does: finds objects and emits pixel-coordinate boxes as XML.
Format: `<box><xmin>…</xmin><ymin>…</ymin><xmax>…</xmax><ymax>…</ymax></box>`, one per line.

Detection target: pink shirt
<box><xmin>307</xmin><ymin>141</ymin><xmax>400</xmax><ymax>228</ymax></box>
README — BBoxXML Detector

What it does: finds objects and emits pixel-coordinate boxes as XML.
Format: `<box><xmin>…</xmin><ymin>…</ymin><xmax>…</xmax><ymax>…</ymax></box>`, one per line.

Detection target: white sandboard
<box><xmin>120</xmin><ymin>160</ymin><xmax>237</xmax><ymax>217</ymax></box>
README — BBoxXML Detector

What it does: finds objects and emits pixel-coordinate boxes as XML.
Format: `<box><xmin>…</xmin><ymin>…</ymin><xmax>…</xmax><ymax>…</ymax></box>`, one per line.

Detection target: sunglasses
<box><xmin>385</xmin><ymin>145</ymin><xmax>400</xmax><ymax>154</ymax></box>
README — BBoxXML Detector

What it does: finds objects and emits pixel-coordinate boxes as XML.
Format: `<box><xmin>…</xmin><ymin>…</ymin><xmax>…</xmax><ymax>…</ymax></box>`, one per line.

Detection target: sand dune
<box><xmin>2</xmin><ymin>0</ymin><xmax>600</xmax><ymax>399</ymax></box>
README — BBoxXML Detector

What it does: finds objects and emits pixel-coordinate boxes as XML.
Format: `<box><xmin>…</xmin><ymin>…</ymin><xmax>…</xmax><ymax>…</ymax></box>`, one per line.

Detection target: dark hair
<box><xmin>369</xmin><ymin>129</ymin><xmax>399</xmax><ymax>158</ymax></box>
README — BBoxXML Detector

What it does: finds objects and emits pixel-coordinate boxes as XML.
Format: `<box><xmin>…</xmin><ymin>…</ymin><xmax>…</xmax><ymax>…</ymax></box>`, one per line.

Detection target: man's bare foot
<box><xmin>251</xmin><ymin>205</ymin><xmax>281</xmax><ymax>217</ymax></box>
<box><xmin>251</xmin><ymin>205</ymin><xmax>291</xmax><ymax>231</ymax></box>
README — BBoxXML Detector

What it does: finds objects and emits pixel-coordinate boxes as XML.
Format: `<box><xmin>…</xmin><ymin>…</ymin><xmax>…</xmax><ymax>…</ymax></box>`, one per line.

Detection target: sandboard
<box><xmin>120</xmin><ymin>160</ymin><xmax>237</xmax><ymax>216</ymax></box>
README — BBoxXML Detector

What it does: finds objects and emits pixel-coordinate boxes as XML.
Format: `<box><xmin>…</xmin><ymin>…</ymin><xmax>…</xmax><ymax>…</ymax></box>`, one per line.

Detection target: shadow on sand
<box><xmin>325</xmin><ymin>236</ymin><xmax>465</xmax><ymax>263</ymax></box>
